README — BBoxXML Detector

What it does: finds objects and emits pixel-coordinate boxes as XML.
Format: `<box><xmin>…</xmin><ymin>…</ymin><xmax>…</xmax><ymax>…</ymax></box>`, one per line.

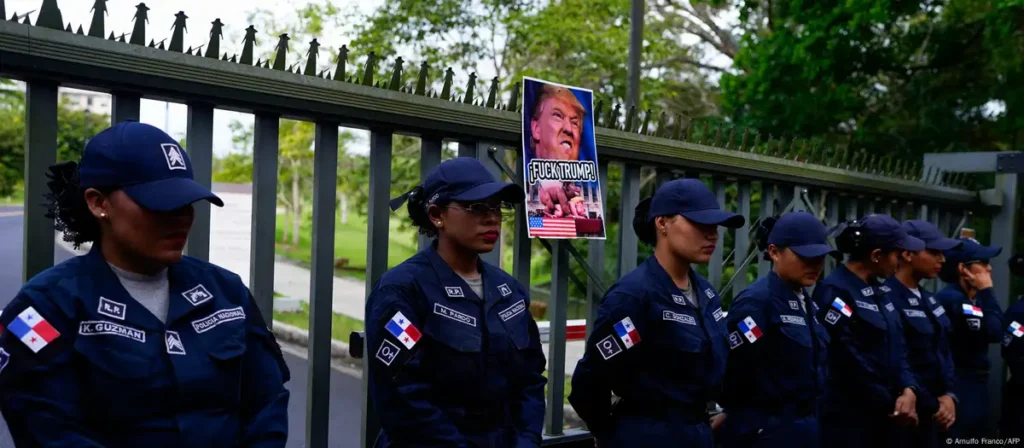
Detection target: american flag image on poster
<box><xmin>529</xmin><ymin>217</ymin><xmax>578</xmax><ymax>238</ymax></box>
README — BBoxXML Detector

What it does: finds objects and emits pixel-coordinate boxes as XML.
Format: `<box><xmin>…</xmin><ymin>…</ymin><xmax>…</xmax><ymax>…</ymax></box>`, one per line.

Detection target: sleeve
<box><xmin>567</xmin><ymin>289</ymin><xmax>645</xmax><ymax>438</ymax></box>
<box><xmin>938</xmin><ymin>321</ymin><xmax>957</xmax><ymax>397</ymax></box>
<box><xmin>514</xmin><ymin>289</ymin><xmax>547</xmax><ymax>448</ymax></box>
<box><xmin>366</xmin><ymin>284</ymin><xmax>470</xmax><ymax>447</ymax></box>
<box><xmin>0</xmin><ymin>291</ymin><xmax>105</xmax><ymax>448</ymax></box>
<box><xmin>812</xmin><ymin>284</ymin><xmax>893</xmax><ymax>413</ymax></box>
<box><xmin>975</xmin><ymin>288</ymin><xmax>1005</xmax><ymax>343</ymax></box>
<box><xmin>239</xmin><ymin>292</ymin><xmax>291</xmax><ymax>448</ymax></box>
<box><xmin>719</xmin><ymin>294</ymin><xmax>768</xmax><ymax>413</ymax></box>
<box><xmin>1001</xmin><ymin>303</ymin><xmax>1024</xmax><ymax>378</ymax></box>
<box><xmin>895</xmin><ymin>319</ymin><xmax>918</xmax><ymax>393</ymax></box>
<box><xmin>938</xmin><ymin>290</ymin><xmax>967</xmax><ymax>335</ymax></box>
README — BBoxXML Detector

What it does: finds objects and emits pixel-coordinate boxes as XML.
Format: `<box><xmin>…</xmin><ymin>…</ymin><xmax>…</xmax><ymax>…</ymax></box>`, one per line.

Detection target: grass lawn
<box><xmin>0</xmin><ymin>184</ymin><xmax>23</xmax><ymax>206</ymax></box>
<box><xmin>275</xmin><ymin>213</ymin><xmax>419</xmax><ymax>281</ymax></box>
<box><xmin>273</xmin><ymin>301</ymin><xmax>365</xmax><ymax>342</ymax></box>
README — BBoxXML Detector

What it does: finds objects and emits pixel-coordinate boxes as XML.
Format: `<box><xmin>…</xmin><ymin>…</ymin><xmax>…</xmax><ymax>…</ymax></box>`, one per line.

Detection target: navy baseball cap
<box><xmin>78</xmin><ymin>121</ymin><xmax>223</xmax><ymax>212</ymax></box>
<box><xmin>901</xmin><ymin>220</ymin><xmax>961</xmax><ymax>251</ymax></box>
<box><xmin>394</xmin><ymin>157</ymin><xmax>523</xmax><ymax>210</ymax></box>
<box><xmin>944</xmin><ymin>238</ymin><xmax>1002</xmax><ymax>265</ymax></box>
<box><xmin>854</xmin><ymin>214</ymin><xmax>926</xmax><ymax>252</ymax></box>
<box><xmin>768</xmin><ymin>212</ymin><xmax>838</xmax><ymax>258</ymax></box>
<box><xmin>646</xmin><ymin>179</ymin><xmax>744</xmax><ymax>228</ymax></box>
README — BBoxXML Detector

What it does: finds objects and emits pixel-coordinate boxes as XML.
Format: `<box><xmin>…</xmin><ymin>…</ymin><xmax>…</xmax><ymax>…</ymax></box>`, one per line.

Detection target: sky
<box><xmin>7</xmin><ymin>0</ymin><xmax>385</xmax><ymax>157</ymax></box>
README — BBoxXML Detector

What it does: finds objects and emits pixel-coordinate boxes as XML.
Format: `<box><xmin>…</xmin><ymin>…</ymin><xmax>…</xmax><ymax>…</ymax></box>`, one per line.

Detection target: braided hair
<box><xmin>405</xmin><ymin>186</ymin><xmax>439</xmax><ymax>238</ymax></box>
<box><xmin>42</xmin><ymin>161</ymin><xmax>113</xmax><ymax>249</ymax></box>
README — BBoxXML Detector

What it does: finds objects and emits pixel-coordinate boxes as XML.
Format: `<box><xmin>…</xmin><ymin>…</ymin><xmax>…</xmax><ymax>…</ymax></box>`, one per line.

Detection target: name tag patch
<box><xmin>597</xmin><ymin>335</ymin><xmax>623</xmax><ymax>360</ymax></box>
<box><xmin>182</xmin><ymin>284</ymin><xmax>214</xmax><ymax>306</ymax></box>
<box><xmin>434</xmin><ymin>303</ymin><xmax>477</xmax><ymax>327</ymax></box>
<box><xmin>728</xmin><ymin>331</ymin><xmax>743</xmax><ymax>350</ymax></box>
<box><xmin>789</xmin><ymin>301</ymin><xmax>800</xmax><ymax>311</ymax></box>
<box><xmin>79</xmin><ymin>320</ymin><xmax>146</xmax><ymax>343</ymax></box>
<box><xmin>855</xmin><ymin>301</ymin><xmax>879</xmax><ymax>312</ymax></box>
<box><xmin>444</xmin><ymin>287</ymin><xmax>464</xmax><ymax>298</ymax></box>
<box><xmin>933</xmin><ymin>307</ymin><xmax>945</xmax><ymax>317</ymax></box>
<box><xmin>861</xmin><ymin>287</ymin><xmax>874</xmax><ymax>297</ymax></box>
<box><xmin>908</xmin><ymin>298</ymin><xmax>919</xmax><ymax>306</ymax></box>
<box><xmin>165</xmin><ymin>330</ymin><xmax>186</xmax><ymax>355</ymax></box>
<box><xmin>97</xmin><ymin>297</ymin><xmax>126</xmax><ymax>321</ymax></box>
<box><xmin>825</xmin><ymin>309</ymin><xmax>841</xmax><ymax>325</ymax></box>
<box><xmin>879</xmin><ymin>286</ymin><xmax>891</xmax><ymax>293</ymax></box>
<box><xmin>967</xmin><ymin>318</ymin><xmax>982</xmax><ymax>330</ymax></box>
<box><xmin>885</xmin><ymin>303</ymin><xmax>895</xmax><ymax>312</ymax></box>
<box><xmin>376</xmin><ymin>339</ymin><xmax>401</xmax><ymax>366</ymax></box>
<box><xmin>713</xmin><ymin>308</ymin><xmax>724</xmax><ymax>321</ymax></box>
<box><xmin>781</xmin><ymin>315</ymin><xmax>806</xmax><ymax>326</ymax></box>
<box><xmin>663</xmin><ymin>310</ymin><xmax>697</xmax><ymax>326</ymax></box>
<box><xmin>904</xmin><ymin>309</ymin><xmax>928</xmax><ymax>318</ymax></box>
<box><xmin>499</xmin><ymin>300</ymin><xmax>527</xmax><ymax>322</ymax></box>
<box><xmin>928</xmin><ymin>297</ymin><xmax>936</xmax><ymax>305</ymax></box>
<box><xmin>192</xmin><ymin>307</ymin><xmax>246</xmax><ymax>334</ymax></box>
<box><xmin>498</xmin><ymin>284</ymin><xmax>513</xmax><ymax>297</ymax></box>
<box><xmin>705</xmin><ymin>288</ymin><xmax>715</xmax><ymax>299</ymax></box>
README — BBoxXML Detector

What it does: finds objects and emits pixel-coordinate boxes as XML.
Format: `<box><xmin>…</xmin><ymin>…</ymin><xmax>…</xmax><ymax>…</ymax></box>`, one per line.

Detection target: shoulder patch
<box><xmin>831</xmin><ymin>298</ymin><xmax>853</xmax><ymax>317</ymax></box>
<box><xmin>728</xmin><ymin>331</ymin><xmax>743</xmax><ymax>350</ymax></box>
<box><xmin>376</xmin><ymin>339</ymin><xmax>401</xmax><ymax>366</ymax></box>
<box><xmin>596</xmin><ymin>335</ymin><xmax>623</xmax><ymax>360</ymax></box>
<box><xmin>780</xmin><ymin>315</ymin><xmax>806</xmax><ymax>326</ymax></box>
<box><xmin>928</xmin><ymin>297</ymin><xmax>936</xmax><ymax>305</ymax></box>
<box><xmin>385</xmin><ymin>311</ymin><xmax>422</xmax><ymax>349</ymax></box>
<box><xmin>663</xmin><ymin>310</ymin><xmax>697</xmax><ymax>326</ymax></box>
<box><xmin>967</xmin><ymin>318</ymin><xmax>981</xmax><ymax>330</ymax></box>
<box><xmin>738</xmin><ymin>316</ymin><xmax>763</xmax><ymax>343</ymax></box>
<box><xmin>933</xmin><ymin>307</ymin><xmax>945</xmax><ymax>317</ymax></box>
<box><xmin>1008</xmin><ymin>321</ymin><xmax>1024</xmax><ymax>338</ymax></box>
<box><xmin>7</xmin><ymin>307</ymin><xmax>62</xmax><ymax>352</ymax></box>
<box><xmin>825</xmin><ymin>309</ymin><xmax>842</xmax><ymax>325</ymax></box>
<box><xmin>433</xmin><ymin>303</ymin><xmax>477</xmax><ymax>327</ymax></box>
<box><xmin>613</xmin><ymin>317</ymin><xmax>641</xmax><ymax>348</ymax></box>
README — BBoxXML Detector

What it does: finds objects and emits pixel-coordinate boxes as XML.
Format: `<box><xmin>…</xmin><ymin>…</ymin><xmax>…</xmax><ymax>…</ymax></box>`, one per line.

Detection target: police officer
<box><xmin>0</xmin><ymin>122</ymin><xmax>290</xmax><ymax>447</ymax></box>
<box><xmin>1000</xmin><ymin>253</ymin><xmax>1024</xmax><ymax>440</ymax></box>
<box><xmin>813</xmin><ymin>214</ymin><xmax>922</xmax><ymax>447</ymax></box>
<box><xmin>366</xmin><ymin>157</ymin><xmax>546</xmax><ymax>447</ymax></box>
<box><xmin>936</xmin><ymin>237</ymin><xmax>1004</xmax><ymax>438</ymax></box>
<box><xmin>569</xmin><ymin>179</ymin><xmax>742</xmax><ymax>448</ymax></box>
<box><xmin>719</xmin><ymin>212</ymin><xmax>834</xmax><ymax>448</ymax></box>
<box><xmin>885</xmin><ymin>220</ymin><xmax>961</xmax><ymax>447</ymax></box>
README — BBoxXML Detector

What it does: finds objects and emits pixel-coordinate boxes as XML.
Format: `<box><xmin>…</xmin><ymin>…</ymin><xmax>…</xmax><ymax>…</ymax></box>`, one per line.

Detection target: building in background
<box><xmin>58</xmin><ymin>87</ymin><xmax>111</xmax><ymax>116</ymax></box>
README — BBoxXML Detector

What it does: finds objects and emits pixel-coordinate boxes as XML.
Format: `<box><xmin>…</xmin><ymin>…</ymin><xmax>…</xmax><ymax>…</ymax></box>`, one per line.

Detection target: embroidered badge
<box><xmin>904</xmin><ymin>309</ymin><xmax>928</xmax><ymax>318</ymax></box>
<box><xmin>433</xmin><ymin>303</ymin><xmax>477</xmax><ymax>327</ymax></box>
<box><xmin>672</xmin><ymin>295</ymin><xmax>687</xmax><ymax>305</ymax></box>
<box><xmin>165</xmin><ymin>330</ymin><xmax>186</xmax><ymax>355</ymax></box>
<box><xmin>962</xmin><ymin>304</ymin><xmax>983</xmax><ymax>317</ymax></box>
<box><xmin>499</xmin><ymin>300</ymin><xmax>527</xmax><ymax>322</ymax></box>
<box><xmin>781</xmin><ymin>315</ymin><xmax>806</xmax><ymax>326</ymax></box>
<box><xmin>182</xmin><ymin>284</ymin><xmax>214</xmax><ymax>307</ymax></box>
<box><xmin>376</xmin><ymin>340</ymin><xmax>401</xmax><ymax>366</ymax></box>
<box><xmin>191</xmin><ymin>307</ymin><xmax>246</xmax><ymax>334</ymax></box>
<box><xmin>444</xmin><ymin>287</ymin><xmax>465</xmax><ymax>298</ymax></box>
<box><xmin>1008</xmin><ymin>321</ymin><xmax>1024</xmax><ymax>338</ymax></box>
<box><xmin>597</xmin><ymin>335</ymin><xmax>623</xmax><ymax>360</ymax></box>
<box><xmin>738</xmin><ymin>316</ymin><xmax>763</xmax><ymax>343</ymax></box>
<box><xmin>933</xmin><ymin>307</ymin><xmax>945</xmax><ymax>317</ymax></box>
<box><xmin>831</xmin><ymin>298</ymin><xmax>853</xmax><ymax>317</ymax></box>
<box><xmin>885</xmin><ymin>303</ymin><xmax>895</xmax><ymax>312</ymax></box>
<box><xmin>908</xmin><ymin>298</ymin><xmax>919</xmax><ymax>306</ymax></box>
<box><xmin>8</xmin><ymin>307</ymin><xmax>61</xmax><ymax>353</ymax></box>
<box><xmin>79</xmin><ymin>320</ymin><xmax>145</xmax><ymax>343</ymax></box>
<box><xmin>967</xmin><ymin>318</ymin><xmax>981</xmax><ymax>330</ymax></box>
<box><xmin>663</xmin><ymin>310</ymin><xmax>697</xmax><ymax>326</ymax></box>
<box><xmin>498</xmin><ymin>284</ymin><xmax>513</xmax><ymax>297</ymax></box>
<box><xmin>705</xmin><ymin>288</ymin><xmax>715</xmax><ymax>299</ymax></box>
<box><xmin>713</xmin><ymin>308</ymin><xmax>724</xmax><ymax>321</ymax></box>
<box><xmin>855</xmin><ymin>300</ymin><xmax>880</xmax><ymax>312</ymax></box>
<box><xmin>789</xmin><ymin>300</ymin><xmax>800</xmax><ymax>311</ymax></box>
<box><xmin>928</xmin><ymin>297</ymin><xmax>936</xmax><ymax>305</ymax></box>
<box><xmin>879</xmin><ymin>286</ymin><xmax>892</xmax><ymax>293</ymax></box>
<box><xmin>861</xmin><ymin>287</ymin><xmax>874</xmax><ymax>297</ymax></box>
<box><xmin>613</xmin><ymin>317</ymin><xmax>641</xmax><ymax>348</ymax></box>
<box><xmin>728</xmin><ymin>331</ymin><xmax>743</xmax><ymax>350</ymax></box>
<box><xmin>98</xmin><ymin>297</ymin><xmax>127</xmax><ymax>321</ymax></box>
<box><xmin>385</xmin><ymin>311</ymin><xmax>422</xmax><ymax>349</ymax></box>
<box><xmin>825</xmin><ymin>310</ymin><xmax>842</xmax><ymax>325</ymax></box>
<box><xmin>161</xmin><ymin>143</ymin><xmax>187</xmax><ymax>171</ymax></box>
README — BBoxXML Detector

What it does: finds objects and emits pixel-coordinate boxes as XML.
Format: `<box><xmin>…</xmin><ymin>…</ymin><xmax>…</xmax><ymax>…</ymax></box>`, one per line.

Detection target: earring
<box><xmin>873</xmin><ymin>258</ymin><xmax>879</xmax><ymax>263</ymax></box>
<box><xmin>100</xmin><ymin>213</ymin><xmax>107</xmax><ymax>219</ymax></box>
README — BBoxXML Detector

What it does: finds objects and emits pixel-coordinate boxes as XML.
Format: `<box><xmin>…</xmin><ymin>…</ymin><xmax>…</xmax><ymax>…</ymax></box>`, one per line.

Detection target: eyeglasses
<box><xmin>446</xmin><ymin>202</ymin><xmax>517</xmax><ymax>221</ymax></box>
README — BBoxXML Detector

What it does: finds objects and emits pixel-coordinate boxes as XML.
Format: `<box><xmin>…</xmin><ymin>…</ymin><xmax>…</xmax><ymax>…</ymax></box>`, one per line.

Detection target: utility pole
<box><xmin>626</xmin><ymin>0</ymin><xmax>644</xmax><ymax>112</ymax></box>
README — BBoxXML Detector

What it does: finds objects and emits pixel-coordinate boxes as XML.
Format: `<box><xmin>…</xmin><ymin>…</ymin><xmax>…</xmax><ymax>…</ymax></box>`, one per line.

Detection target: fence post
<box><xmin>23</xmin><ymin>81</ymin><xmax>58</xmax><ymax>282</ymax></box>
<box><xmin>825</xmin><ymin>192</ymin><xmax>840</xmax><ymax>276</ymax></box>
<box><xmin>988</xmin><ymin>171</ymin><xmax>1019</xmax><ymax>433</ymax></box>
<box><xmin>306</xmin><ymin>121</ymin><xmax>339</xmax><ymax>448</ymax></box>
<box><xmin>586</xmin><ymin>161</ymin><xmax>610</xmax><ymax>336</ymax></box>
<box><xmin>618</xmin><ymin>163</ymin><xmax>641</xmax><ymax>278</ymax></box>
<box><xmin>709</xmin><ymin>177</ymin><xmax>728</xmax><ymax>289</ymax></box>
<box><xmin>184</xmin><ymin>103</ymin><xmax>214</xmax><ymax>261</ymax></box>
<box><xmin>733</xmin><ymin>181</ymin><xmax>752</xmax><ymax>295</ymax></box>
<box><xmin>757</xmin><ymin>182</ymin><xmax>775</xmax><ymax>278</ymax></box>
<box><xmin>545</xmin><ymin>239</ymin><xmax>570</xmax><ymax>436</ymax></box>
<box><xmin>418</xmin><ymin>136</ymin><xmax>443</xmax><ymax>251</ymax></box>
<box><xmin>513</xmin><ymin>149</ymin><xmax>532</xmax><ymax>290</ymax></box>
<box><xmin>112</xmin><ymin>92</ymin><xmax>141</xmax><ymax>123</ymax></box>
<box><xmin>250</xmin><ymin>114</ymin><xmax>279</xmax><ymax>327</ymax></box>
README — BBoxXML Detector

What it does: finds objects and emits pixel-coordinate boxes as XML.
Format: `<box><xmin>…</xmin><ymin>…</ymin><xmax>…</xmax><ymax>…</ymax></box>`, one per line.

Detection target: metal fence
<box><xmin>1</xmin><ymin>2</ymin><xmax>1018</xmax><ymax>446</ymax></box>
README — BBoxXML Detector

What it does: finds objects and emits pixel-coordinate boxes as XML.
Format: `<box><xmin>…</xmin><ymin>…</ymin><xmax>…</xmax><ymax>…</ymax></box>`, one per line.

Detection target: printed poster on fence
<box><xmin>521</xmin><ymin>77</ymin><xmax>606</xmax><ymax>240</ymax></box>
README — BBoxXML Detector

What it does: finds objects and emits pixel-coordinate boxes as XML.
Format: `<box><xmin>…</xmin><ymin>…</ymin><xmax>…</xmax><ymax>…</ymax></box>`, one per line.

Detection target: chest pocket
<box><xmin>657</xmin><ymin>306</ymin><xmax>705</xmax><ymax>355</ymax></box>
<box><xmin>778</xmin><ymin>321</ymin><xmax>813</xmax><ymax>348</ymax></box>
<box><xmin>74</xmin><ymin>328</ymin><xmax>169</xmax><ymax>418</ymax></box>
<box><xmin>497</xmin><ymin>298</ymin><xmax>532</xmax><ymax>350</ymax></box>
<box><xmin>852</xmin><ymin>301</ymin><xmax>889</xmax><ymax>336</ymax></box>
<box><xmin>902</xmin><ymin>308</ymin><xmax>936</xmax><ymax>336</ymax></box>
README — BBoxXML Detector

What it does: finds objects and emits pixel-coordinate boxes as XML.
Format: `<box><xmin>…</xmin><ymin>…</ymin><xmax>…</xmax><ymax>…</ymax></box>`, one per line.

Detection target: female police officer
<box><xmin>885</xmin><ymin>220</ymin><xmax>961</xmax><ymax>447</ymax></box>
<box><xmin>719</xmin><ymin>212</ymin><xmax>834</xmax><ymax>448</ymax></box>
<box><xmin>812</xmin><ymin>214</ymin><xmax>922</xmax><ymax>447</ymax></box>
<box><xmin>366</xmin><ymin>157</ymin><xmax>547</xmax><ymax>447</ymax></box>
<box><xmin>569</xmin><ymin>178</ymin><xmax>742</xmax><ymax>448</ymax></box>
<box><xmin>0</xmin><ymin>121</ymin><xmax>290</xmax><ymax>447</ymax></box>
<box><xmin>936</xmin><ymin>237</ymin><xmax>1004</xmax><ymax>439</ymax></box>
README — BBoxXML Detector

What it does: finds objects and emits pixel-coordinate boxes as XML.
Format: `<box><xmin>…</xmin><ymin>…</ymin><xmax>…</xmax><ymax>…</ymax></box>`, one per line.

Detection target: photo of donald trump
<box><xmin>521</xmin><ymin>77</ymin><xmax>606</xmax><ymax>239</ymax></box>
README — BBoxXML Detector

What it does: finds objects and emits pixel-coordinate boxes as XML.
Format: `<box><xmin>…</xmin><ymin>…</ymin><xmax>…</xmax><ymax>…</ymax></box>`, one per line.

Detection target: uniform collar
<box><xmin>424</xmin><ymin>242</ymin><xmax>503</xmax><ymax>307</ymax></box>
<box><xmin>766</xmin><ymin>271</ymin><xmax>807</xmax><ymax>305</ymax></box>
<box><xmin>831</xmin><ymin>263</ymin><xmax>879</xmax><ymax>297</ymax></box>
<box><xmin>643</xmin><ymin>256</ymin><xmax>714</xmax><ymax>306</ymax></box>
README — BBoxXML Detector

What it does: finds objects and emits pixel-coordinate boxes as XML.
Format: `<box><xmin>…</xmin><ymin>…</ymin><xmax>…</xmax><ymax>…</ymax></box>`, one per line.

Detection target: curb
<box><xmin>269</xmin><ymin>320</ymin><xmax>585</xmax><ymax>429</ymax></box>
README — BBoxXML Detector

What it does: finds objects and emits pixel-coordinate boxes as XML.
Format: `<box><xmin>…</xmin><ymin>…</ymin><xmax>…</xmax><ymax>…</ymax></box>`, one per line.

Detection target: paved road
<box><xmin>0</xmin><ymin>208</ymin><xmax>362</xmax><ymax>448</ymax></box>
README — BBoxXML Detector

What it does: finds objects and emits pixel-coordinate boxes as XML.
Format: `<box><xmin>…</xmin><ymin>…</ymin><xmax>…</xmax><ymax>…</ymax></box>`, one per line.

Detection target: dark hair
<box><xmin>406</xmin><ymin>186</ymin><xmax>439</xmax><ymax>238</ymax></box>
<box><xmin>755</xmin><ymin>216</ymin><xmax>779</xmax><ymax>260</ymax></box>
<box><xmin>43</xmin><ymin>161</ymin><xmax>112</xmax><ymax>250</ymax></box>
<box><xmin>633</xmin><ymin>197</ymin><xmax>656</xmax><ymax>246</ymax></box>
<box><xmin>833</xmin><ymin>221</ymin><xmax>896</xmax><ymax>261</ymax></box>
<box><xmin>938</xmin><ymin>261</ymin><xmax>961</xmax><ymax>284</ymax></box>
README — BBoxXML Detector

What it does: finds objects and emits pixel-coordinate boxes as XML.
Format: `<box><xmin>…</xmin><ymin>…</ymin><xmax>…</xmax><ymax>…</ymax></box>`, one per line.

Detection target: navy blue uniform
<box><xmin>937</xmin><ymin>284</ymin><xmax>1003</xmax><ymax>438</ymax></box>
<box><xmin>720</xmin><ymin>272</ymin><xmax>829</xmax><ymax>448</ymax></box>
<box><xmin>569</xmin><ymin>256</ymin><xmax>729</xmax><ymax>448</ymax></box>
<box><xmin>813</xmin><ymin>265</ymin><xmax>918</xmax><ymax>447</ymax></box>
<box><xmin>0</xmin><ymin>248</ymin><xmax>290</xmax><ymax>447</ymax></box>
<box><xmin>365</xmin><ymin>244</ymin><xmax>546</xmax><ymax>448</ymax></box>
<box><xmin>1000</xmin><ymin>297</ymin><xmax>1024</xmax><ymax>439</ymax></box>
<box><xmin>884</xmin><ymin>278</ymin><xmax>956</xmax><ymax>447</ymax></box>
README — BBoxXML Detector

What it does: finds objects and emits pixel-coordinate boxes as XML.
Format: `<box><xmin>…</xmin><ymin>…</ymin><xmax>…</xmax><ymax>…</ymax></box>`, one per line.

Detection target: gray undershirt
<box><xmin>909</xmin><ymin>288</ymin><xmax>922</xmax><ymax>298</ymax></box>
<box><xmin>795</xmin><ymin>290</ymin><xmax>808</xmax><ymax>312</ymax></box>
<box><xmin>460</xmin><ymin>275</ymin><xmax>485</xmax><ymax>300</ymax></box>
<box><xmin>679</xmin><ymin>284</ymin><xmax>699</xmax><ymax>309</ymax></box>
<box><xmin>108</xmin><ymin>263</ymin><xmax>170</xmax><ymax>324</ymax></box>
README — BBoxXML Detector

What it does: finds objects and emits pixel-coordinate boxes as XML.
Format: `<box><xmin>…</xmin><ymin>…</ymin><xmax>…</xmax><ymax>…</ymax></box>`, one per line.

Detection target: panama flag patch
<box><xmin>385</xmin><ymin>311</ymin><xmax>422</xmax><ymax>349</ymax></box>
<box><xmin>613</xmin><ymin>317</ymin><xmax>641</xmax><ymax>349</ymax></box>
<box><xmin>1009</xmin><ymin>321</ymin><xmax>1024</xmax><ymax>338</ymax></box>
<box><xmin>831</xmin><ymin>298</ymin><xmax>853</xmax><ymax>317</ymax></box>
<box><xmin>738</xmin><ymin>316</ymin><xmax>763</xmax><ymax>343</ymax></box>
<box><xmin>7</xmin><ymin>307</ymin><xmax>61</xmax><ymax>353</ymax></box>
<box><xmin>962</xmin><ymin>304</ymin><xmax>983</xmax><ymax>317</ymax></box>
